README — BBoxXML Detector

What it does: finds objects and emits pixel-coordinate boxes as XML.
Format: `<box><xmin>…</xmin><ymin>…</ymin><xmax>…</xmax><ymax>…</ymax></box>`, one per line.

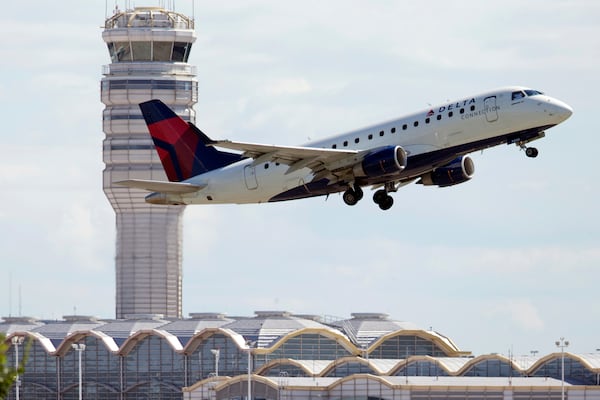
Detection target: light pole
<box><xmin>246</xmin><ymin>341</ymin><xmax>256</xmax><ymax>400</ymax></box>
<box><xmin>555</xmin><ymin>337</ymin><xmax>569</xmax><ymax>400</ymax></box>
<box><xmin>11</xmin><ymin>337</ymin><xmax>24</xmax><ymax>400</ymax></box>
<box><xmin>71</xmin><ymin>343</ymin><xmax>86</xmax><ymax>400</ymax></box>
<box><xmin>211</xmin><ymin>349</ymin><xmax>220</xmax><ymax>377</ymax></box>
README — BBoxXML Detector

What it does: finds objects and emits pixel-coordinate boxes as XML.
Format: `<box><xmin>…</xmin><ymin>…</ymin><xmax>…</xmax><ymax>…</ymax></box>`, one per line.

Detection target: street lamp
<box><xmin>246</xmin><ymin>341</ymin><xmax>256</xmax><ymax>400</ymax></box>
<box><xmin>211</xmin><ymin>349</ymin><xmax>220</xmax><ymax>377</ymax></box>
<box><xmin>11</xmin><ymin>337</ymin><xmax>24</xmax><ymax>400</ymax></box>
<box><xmin>555</xmin><ymin>337</ymin><xmax>569</xmax><ymax>400</ymax></box>
<box><xmin>71</xmin><ymin>343</ymin><xmax>86</xmax><ymax>400</ymax></box>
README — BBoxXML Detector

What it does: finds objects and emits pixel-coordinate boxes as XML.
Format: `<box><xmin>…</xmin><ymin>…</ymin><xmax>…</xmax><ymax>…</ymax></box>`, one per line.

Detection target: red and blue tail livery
<box><xmin>117</xmin><ymin>87</ymin><xmax>572</xmax><ymax>210</ymax></box>
<box><xmin>139</xmin><ymin>100</ymin><xmax>241</xmax><ymax>182</ymax></box>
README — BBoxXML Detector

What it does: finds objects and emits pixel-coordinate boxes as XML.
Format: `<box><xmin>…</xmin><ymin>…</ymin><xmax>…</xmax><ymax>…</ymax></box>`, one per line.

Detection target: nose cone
<box><xmin>548</xmin><ymin>98</ymin><xmax>573</xmax><ymax>123</ymax></box>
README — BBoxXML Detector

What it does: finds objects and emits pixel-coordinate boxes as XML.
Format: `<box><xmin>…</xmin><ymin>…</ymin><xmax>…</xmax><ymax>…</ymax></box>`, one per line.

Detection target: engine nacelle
<box><xmin>418</xmin><ymin>156</ymin><xmax>475</xmax><ymax>187</ymax></box>
<box><xmin>353</xmin><ymin>146</ymin><xmax>407</xmax><ymax>178</ymax></box>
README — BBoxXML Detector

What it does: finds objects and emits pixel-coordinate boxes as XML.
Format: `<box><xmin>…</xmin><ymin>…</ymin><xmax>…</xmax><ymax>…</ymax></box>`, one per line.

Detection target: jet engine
<box><xmin>353</xmin><ymin>146</ymin><xmax>408</xmax><ymax>177</ymax></box>
<box><xmin>418</xmin><ymin>156</ymin><xmax>475</xmax><ymax>187</ymax></box>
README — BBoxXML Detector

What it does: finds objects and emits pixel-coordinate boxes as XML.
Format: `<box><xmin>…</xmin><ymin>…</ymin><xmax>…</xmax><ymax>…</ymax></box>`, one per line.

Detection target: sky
<box><xmin>1</xmin><ymin>0</ymin><xmax>599</xmax><ymax>357</ymax></box>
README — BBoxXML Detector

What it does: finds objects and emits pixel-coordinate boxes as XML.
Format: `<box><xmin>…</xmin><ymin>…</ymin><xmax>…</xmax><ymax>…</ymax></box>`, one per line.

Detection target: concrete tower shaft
<box><xmin>101</xmin><ymin>6</ymin><xmax>197</xmax><ymax>319</ymax></box>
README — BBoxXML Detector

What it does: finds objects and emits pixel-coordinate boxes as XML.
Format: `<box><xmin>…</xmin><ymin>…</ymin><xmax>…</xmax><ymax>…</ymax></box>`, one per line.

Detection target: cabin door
<box><xmin>484</xmin><ymin>96</ymin><xmax>499</xmax><ymax>122</ymax></box>
<box><xmin>244</xmin><ymin>165</ymin><xmax>258</xmax><ymax>190</ymax></box>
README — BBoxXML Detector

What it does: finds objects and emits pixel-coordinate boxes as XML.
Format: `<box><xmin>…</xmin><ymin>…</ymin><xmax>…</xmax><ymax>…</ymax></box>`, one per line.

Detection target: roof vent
<box><xmin>62</xmin><ymin>315</ymin><xmax>100</xmax><ymax>323</ymax></box>
<box><xmin>123</xmin><ymin>314</ymin><xmax>164</xmax><ymax>321</ymax></box>
<box><xmin>254</xmin><ymin>311</ymin><xmax>291</xmax><ymax>318</ymax></box>
<box><xmin>350</xmin><ymin>313</ymin><xmax>389</xmax><ymax>320</ymax></box>
<box><xmin>1</xmin><ymin>316</ymin><xmax>40</xmax><ymax>324</ymax></box>
<box><xmin>188</xmin><ymin>313</ymin><xmax>227</xmax><ymax>320</ymax></box>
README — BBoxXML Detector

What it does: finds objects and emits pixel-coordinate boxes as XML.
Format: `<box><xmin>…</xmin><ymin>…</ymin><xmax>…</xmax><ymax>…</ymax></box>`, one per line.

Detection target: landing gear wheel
<box><xmin>343</xmin><ymin>187</ymin><xmax>362</xmax><ymax>206</ymax></box>
<box><xmin>373</xmin><ymin>189</ymin><xmax>388</xmax><ymax>204</ymax></box>
<box><xmin>525</xmin><ymin>147</ymin><xmax>539</xmax><ymax>158</ymax></box>
<box><xmin>354</xmin><ymin>186</ymin><xmax>364</xmax><ymax>201</ymax></box>
<box><xmin>373</xmin><ymin>189</ymin><xmax>394</xmax><ymax>210</ymax></box>
<box><xmin>378</xmin><ymin>195</ymin><xmax>394</xmax><ymax>211</ymax></box>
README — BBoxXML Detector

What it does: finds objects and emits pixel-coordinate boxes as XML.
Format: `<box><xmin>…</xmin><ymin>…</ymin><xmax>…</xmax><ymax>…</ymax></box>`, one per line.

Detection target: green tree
<box><xmin>0</xmin><ymin>333</ymin><xmax>26</xmax><ymax>400</ymax></box>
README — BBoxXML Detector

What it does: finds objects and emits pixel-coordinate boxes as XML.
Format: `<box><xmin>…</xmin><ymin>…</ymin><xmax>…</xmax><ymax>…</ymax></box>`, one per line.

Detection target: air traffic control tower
<box><xmin>101</xmin><ymin>6</ymin><xmax>197</xmax><ymax>319</ymax></box>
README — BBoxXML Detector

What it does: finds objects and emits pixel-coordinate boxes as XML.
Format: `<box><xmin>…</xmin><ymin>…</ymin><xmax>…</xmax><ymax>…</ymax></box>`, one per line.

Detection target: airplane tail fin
<box><xmin>139</xmin><ymin>100</ymin><xmax>242</xmax><ymax>182</ymax></box>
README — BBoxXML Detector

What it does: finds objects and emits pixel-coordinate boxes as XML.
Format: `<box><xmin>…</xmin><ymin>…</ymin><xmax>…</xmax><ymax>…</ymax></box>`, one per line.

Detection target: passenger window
<box><xmin>460</xmin><ymin>108</ymin><xmax>464</xmax><ymax>114</ymax></box>
<box><xmin>332</xmin><ymin>144</ymin><xmax>337</xmax><ymax>149</ymax></box>
<box><xmin>471</xmin><ymin>105</ymin><xmax>475</xmax><ymax>111</ymax></box>
<box><xmin>413</xmin><ymin>121</ymin><xmax>419</xmax><ymax>127</ymax></box>
<box><xmin>379</xmin><ymin>130</ymin><xmax>384</xmax><ymax>136</ymax></box>
<box><xmin>368</xmin><ymin>134</ymin><xmax>373</xmax><ymax>140</ymax></box>
<box><xmin>402</xmin><ymin>124</ymin><xmax>407</xmax><ymax>130</ymax></box>
<box><xmin>436</xmin><ymin>115</ymin><xmax>442</xmax><ymax>121</ymax></box>
<box><xmin>391</xmin><ymin>127</ymin><xmax>396</xmax><ymax>133</ymax></box>
<box><xmin>425</xmin><ymin>118</ymin><xmax>430</xmax><ymax>124</ymax></box>
<box><xmin>448</xmin><ymin>111</ymin><xmax>453</xmax><ymax>117</ymax></box>
<box><xmin>343</xmin><ymin>141</ymin><xmax>348</xmax><ymax>147</ymax></box>
<box><xmin>355</xmin><ymin>138</ymin><xmax>360</xmax><ymax>144</ymax></box>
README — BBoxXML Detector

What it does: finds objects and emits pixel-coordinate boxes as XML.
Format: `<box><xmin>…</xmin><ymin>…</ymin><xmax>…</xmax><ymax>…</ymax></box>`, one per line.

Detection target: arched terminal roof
<box><xmin>223</xmin><ymin>311</ymin><xmax>346</xmax><ymax>349</ymax></box>
<box><xmin>160</xmin><ymin>313</ymin><xmax>234</xmax><ymax>346</ymax></box>
<box><xmin>93</xmin><ymin>314</ymin><xmax>168</xmax><ymax>346</ymax></box>
<box><xmin>31</xmin><ymin>315</ymin><xmax>104</xmax><ymax>348</ymax></box>
<box><xmin>330</xmin><ymin>313</ymin><xmax>421</xmax><ymax>348</ymax></box>
<box><xmin>0</xmin><ymin>316</ymin><xmax>43</xmax><ymax>335</ymax></box>
<box><xmin>1</xmin><ymin>311</ymin><xmax>467</xmax><ymax>357</ymax></box>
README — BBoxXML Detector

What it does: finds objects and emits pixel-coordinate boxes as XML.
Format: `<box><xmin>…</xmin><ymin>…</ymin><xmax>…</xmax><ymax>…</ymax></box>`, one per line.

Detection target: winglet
<box><xmin>139</xmin><ymin>100</ymin><xmax>242</xmax><ymax>182</ymax></box>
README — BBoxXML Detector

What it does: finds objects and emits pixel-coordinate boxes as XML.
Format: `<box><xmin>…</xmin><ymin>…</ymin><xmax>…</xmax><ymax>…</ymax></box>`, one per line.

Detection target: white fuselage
<box><xmin>160</xmin><ymin>87</ymin><xmax>572</xmax><ymax>205</ymax></box>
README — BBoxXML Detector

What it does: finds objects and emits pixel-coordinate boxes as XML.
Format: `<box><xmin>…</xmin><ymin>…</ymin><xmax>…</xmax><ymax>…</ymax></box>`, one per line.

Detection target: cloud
<box><xmin>491</xmin><ymin>299</ymin><xmax>545</xmax><ymax>331</ymax></box>
<box><xmin>263</xmin><ymin>78</ymin><xmax>312</xmax><ymax>96</ymax></box>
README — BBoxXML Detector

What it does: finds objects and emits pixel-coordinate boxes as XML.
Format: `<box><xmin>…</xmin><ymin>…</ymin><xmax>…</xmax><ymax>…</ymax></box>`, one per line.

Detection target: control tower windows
<box><xmin>153</xmin><ymin>42</ymin><xmax>172</xmax><ymax>61</ymax></box>
<box><xmin>109</xmin><ymin>42</ymin><xmax>132</xmax><ymax>62</ymax></box>
<box><xmin>131</xmin><ymin>42</ymin><xmax>151</xmax><ymax>61</ymax></box>
<box><xmin>106</xmin><ymin>41</ymin><xmax>193</xmax><ymax>62</ymax></box>
<box><xmin>172</xmin><ymin>42</ymin><xmax>191</xmax><ymax>62</ymax></box>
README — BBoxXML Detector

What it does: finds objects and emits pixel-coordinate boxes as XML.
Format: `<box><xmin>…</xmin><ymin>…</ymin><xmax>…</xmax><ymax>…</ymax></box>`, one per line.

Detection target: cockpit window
<box><xmin>524</xmin><ymin>89</ymin><xmax>543</xmax><ymax>96</ymax></box>
<box><xmin>512</xmin><ymin>91</ymin><xmax>526</xmax><ymax>101</ymax></box>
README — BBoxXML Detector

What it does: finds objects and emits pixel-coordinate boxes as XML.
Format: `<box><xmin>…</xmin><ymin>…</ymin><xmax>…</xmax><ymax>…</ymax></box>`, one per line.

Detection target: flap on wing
<box><xmin>211</xmin><ymin>140</ymin><xmax>358</xmax><ymax>171</ymax></box>
<box><xmin>115</xmin><ymin>179</ymin><xmax>205</xmax><ymax>193</ymax></box>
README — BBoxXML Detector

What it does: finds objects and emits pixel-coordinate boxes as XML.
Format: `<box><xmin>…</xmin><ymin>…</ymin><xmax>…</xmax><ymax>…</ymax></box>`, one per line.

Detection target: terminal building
<box><xmin>2</xmin><ymin>311</ymin><xmax>600</xmax><ymax>399</ymax></box>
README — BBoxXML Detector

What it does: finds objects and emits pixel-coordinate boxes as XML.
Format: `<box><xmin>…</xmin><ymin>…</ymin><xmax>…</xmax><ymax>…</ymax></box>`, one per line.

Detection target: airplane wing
<box><xmin>211</xmin><ymin>140</ymin><xmax>362</xmax><ymax>180</ymax></box>
<box><xmin>115</xmin><ymin>179</ymin><xmax>205</xmax><ymax>193</ymax></box>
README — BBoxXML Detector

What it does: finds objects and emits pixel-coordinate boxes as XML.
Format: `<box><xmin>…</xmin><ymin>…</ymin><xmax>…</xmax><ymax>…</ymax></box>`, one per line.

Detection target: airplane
<box><xmin>117</xmin><ymin>86</ymin><xmax>573</xmax><ymax>210</ymax></box>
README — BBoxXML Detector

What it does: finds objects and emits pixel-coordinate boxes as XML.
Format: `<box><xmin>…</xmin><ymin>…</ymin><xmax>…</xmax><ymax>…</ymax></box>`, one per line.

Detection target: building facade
<box><xmin>101</xmin><ymin>6</ymin><xmax>197</xmax><ymax>319</ymax></box>
<box><xmin>2</xmin><ymin>312</ymin><xmax>599</xmax><ymax>400</ymax></box>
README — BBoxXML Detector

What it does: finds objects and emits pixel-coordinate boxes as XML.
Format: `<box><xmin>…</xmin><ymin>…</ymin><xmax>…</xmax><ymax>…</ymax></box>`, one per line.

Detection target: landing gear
<box><xmin>342</xmin><ymin>182</ymin><xmax>395</xmax><ymax>210</ymax></box>
<box><xmin>525</xmin><ymin>147</ymin><xmax>539</xmax><ymax>158</ymax></box>
<box><xmin>373</xmin><ymin>189</ymin><xmax>394</xmax><ymax>210</ymax></box>
<box><xmin>342</xmin><ymin>185</ymin><xmax>363</xmax><ymax>206</ymax></box>
<box><xmin>515</xmin><ymin>135</ymin><xmax>542</xmax><ymax>158</ymax></box>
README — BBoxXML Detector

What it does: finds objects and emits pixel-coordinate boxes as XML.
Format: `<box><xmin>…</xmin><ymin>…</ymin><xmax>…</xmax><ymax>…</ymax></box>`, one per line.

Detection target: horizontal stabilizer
<box><xmin>115</xmin><ymin>179</ymin><xmax>204</xmax><ymax>193</ymax></box>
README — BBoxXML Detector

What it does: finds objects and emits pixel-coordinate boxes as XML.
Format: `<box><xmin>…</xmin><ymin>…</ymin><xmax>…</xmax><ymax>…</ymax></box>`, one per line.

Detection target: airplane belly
<box><xmin>188</xmin><ymin>164</ymin><xmax>311</xmax><ymax>205</ymax></box>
